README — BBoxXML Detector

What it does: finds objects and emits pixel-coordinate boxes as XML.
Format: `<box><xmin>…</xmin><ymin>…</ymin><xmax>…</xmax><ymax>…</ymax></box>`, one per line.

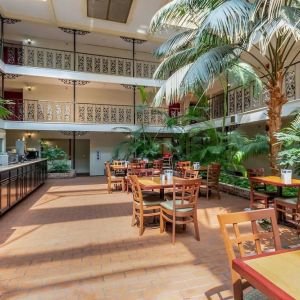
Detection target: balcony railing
<box><xmin>3</xmin><ymin>43</ymin><xmax>159</xmax><ymax>79</ymax></box>
<box><xmin>21</xmin><ymin>100</ymin><xmax>167</xmax><ymax>126</ymax></box>
<box><xmin>209</xmin><ymin>63</ymin><xmax>297</xmax><ymax>119</ymax></box>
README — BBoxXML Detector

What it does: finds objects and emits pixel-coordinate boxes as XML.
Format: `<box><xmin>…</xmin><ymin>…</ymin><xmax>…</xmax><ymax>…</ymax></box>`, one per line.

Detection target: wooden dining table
<box><xmin>233</xmin><ymin>248</ymin><xmax>300</xmax><ymax>299</ymax></box>
<box><xmin>137</xmin><ymin>176</ymin><xmax>180</xmax><ymax>199</ymax></box>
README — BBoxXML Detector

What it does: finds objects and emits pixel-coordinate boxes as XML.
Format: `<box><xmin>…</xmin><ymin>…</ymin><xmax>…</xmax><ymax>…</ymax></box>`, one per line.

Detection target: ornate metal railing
<box><xmin>22</xmin><ymin>100</ymin><xmax>167</xmax><ymax>125</ymax></box>
<box><xmin>3</xmin><ymin>43</ymin><xmax>159</xmax><ymax>79</ymax></box>
<box><xmin>209</xmin><ymin>64</ymin><xmax>297</xmax><ymax>119</ymax></box>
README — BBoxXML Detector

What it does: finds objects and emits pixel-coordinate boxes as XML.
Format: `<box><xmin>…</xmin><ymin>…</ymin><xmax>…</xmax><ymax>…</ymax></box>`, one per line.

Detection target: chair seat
<box><xmin>161</xmin><ymin>200</ymin><xmax>193</xmax><ymax>212</ymax></box>
<box><xmin>111</xmin><ymin>176</ymin><xmax>124</xmax><ymax>182</ymax></box>
<box><xmin>275</xmin><ymin>197</ymin><xmax>298</xmax><ymax>205</ymax></box>
<box><xmin>244</xmin><ymin>288</ymin><xmax>268</xmax><ymax>300</ymax></box>
<box><xmin>253</xmin><ymin>191</ymin><xmax>274</xmax><ymax>199</ymax></box>
<box><xmin>143</xmin><ymin>199</ymin><xmax>163</xmax><ymax>206</ymax></box>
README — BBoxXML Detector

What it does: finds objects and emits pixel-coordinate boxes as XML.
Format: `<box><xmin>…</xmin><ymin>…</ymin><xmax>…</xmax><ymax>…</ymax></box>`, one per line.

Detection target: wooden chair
<box><xmin>275</xmin><ymin>190</ymin><xmax>300</xmax><ymax>235</ymax></box>
<box><xmin>105</xmin><ymin>162</ymin><xmax>125</xmax><ymax>194</ymax></box>
<box><xmin>164</xmin><ymin>169</ymin><xmax>200</xmax><ymax>200</ymax></box>
<box><xmin>247</xmin><ymin>168</ymin><xmax>276</xmax><ymax>208</ymax></box>
<box><xmin>126</xmin><ymin>168</ymin><xmax>154</xmax><ymax>193</ymax></box>
<box><xmin>130</xmin><ymin>175</ymin><xmax>163</xmax><ymax>236</ymax></box>
<box><xmin>160</xmin><ymin>178</ymin><xmax>201</xmax><ymax>244</ymax></box>
<box><xmin>153</xmin><ymin>159</ymin><xmax>163</xmax><ymax>170</ymax></box>
<box><xmin>217</xmin><ymin>208</ymin><xmax>281</xmax><ymax>300</ymax></box>
<box><xmin>176</xmin><ymin>161</ymin><xmax>191</xmax><ymax>177</ymax></box>
<box><xmin>200</xmin><ymin>163</ymin><xmax>221</xmax><ymax>200</ymax></box>
<box><xmin>112</xmin><ymin>160</ymin><xmax>126</xmax><ymax>176</ymax></box>
<box><xmin>184</xmin><ymin>169</ymin><xmax>199</xmax><ymax>179</ymax></box>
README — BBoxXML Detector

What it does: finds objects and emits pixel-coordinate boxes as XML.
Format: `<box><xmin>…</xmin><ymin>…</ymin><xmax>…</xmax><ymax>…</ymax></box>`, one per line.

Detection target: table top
<box><xmin>233</xmin><ymin>248</ymin><xmax>300</xmax><ymax>299</ymax></box>
<box><xmin>137</xmin><ymin>176</ymin><xmax>180</xmax><ymax>189</ymax></box>
<box><xmin>250</xmin><ymin>176</ymin><xmax>300</xmax><ymax>187</ymax></box>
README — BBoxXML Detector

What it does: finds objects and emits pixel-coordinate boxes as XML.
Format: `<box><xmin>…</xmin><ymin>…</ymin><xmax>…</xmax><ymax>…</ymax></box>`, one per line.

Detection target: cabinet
<box><xmin>0</xmin><ymin>160</ymin><xmax>47</xmax><ymax>216</ymax></box>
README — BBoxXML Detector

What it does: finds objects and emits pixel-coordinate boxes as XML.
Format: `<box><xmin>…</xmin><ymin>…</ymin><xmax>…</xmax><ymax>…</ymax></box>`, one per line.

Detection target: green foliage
<box><xmin>40</xmin><ymin>142</ymin><xmax>70</xmax><ymax>173</ymax></box>
<box><xmin>41</xmin><ymin>144</ymin><xmax>67</xmax><ymax>162</ymax></box>
<box><xmin>113</xmin><ymin>88</ymin><xmax>165</xmax><ymax>160</ymax></box>
<box><xmin>48</xmin><ymin>160</ymin><xmax>71</xmax><ymax>173</ymax></box>
<box><xmin>276</xmin><ymin>114</ymin><xmax>300</xmax><ymax>173</ymax></box>
<box><xmin>0</xmin><ymin>98</ymin><xmax>13</xmax><ymax>119</ymax></box>
<box><xmin>220</xmin><ymin>173</ymin><xmax>297</xmax><ymax>197</ymax></box>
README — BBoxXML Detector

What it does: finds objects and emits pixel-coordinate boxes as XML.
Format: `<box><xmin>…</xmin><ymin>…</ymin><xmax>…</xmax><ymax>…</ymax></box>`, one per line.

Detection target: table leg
<box><xmin>160</xmin><ymin>189</ymin><xmax>164</xmax><ymax>200</ymax></box>
<box><xmin>233</xmin><ymin>279</ymin><xmax>243</xmax><ymax>300</ymax></box>
<box><xmin>277</xmin><ymin>186</ymin><xmax>285</xmax><ymax>222</ymax></box>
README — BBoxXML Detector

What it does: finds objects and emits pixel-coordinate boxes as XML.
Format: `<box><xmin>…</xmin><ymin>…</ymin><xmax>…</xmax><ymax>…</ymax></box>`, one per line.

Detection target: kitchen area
<box><xmin>0</xmin><ymin>131</ymin><xmax>47</xmax><ymax>216</ymax></box>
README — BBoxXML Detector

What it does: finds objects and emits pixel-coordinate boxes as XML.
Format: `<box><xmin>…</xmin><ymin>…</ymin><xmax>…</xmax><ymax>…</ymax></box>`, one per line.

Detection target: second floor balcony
<box><xmin>3</xmin><ymin>43</ymin><xmax>159</xmax><ymax>80</ymax></box>
<box><xmin>6</xmin><ymin>99</ymin><xmax>168</xmax><ymax>127</ymax></box>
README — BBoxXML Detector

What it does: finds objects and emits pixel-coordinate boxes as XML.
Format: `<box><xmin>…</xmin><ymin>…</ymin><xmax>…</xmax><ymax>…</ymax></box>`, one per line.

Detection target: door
<box><xmin>4</xmin><ymin>91</ymin><xmax>24</xmax><ymax>121</ymax></box>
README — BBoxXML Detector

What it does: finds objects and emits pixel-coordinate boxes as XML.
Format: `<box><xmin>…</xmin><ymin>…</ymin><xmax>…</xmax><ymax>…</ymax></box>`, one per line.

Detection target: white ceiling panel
<box><xmin>0</xmin><ymin>0</ymin><xmax>53</xmax><ymax>22</ymax></box>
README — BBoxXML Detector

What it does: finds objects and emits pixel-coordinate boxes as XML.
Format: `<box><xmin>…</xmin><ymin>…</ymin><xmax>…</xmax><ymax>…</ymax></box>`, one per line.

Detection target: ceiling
<box><xmin>0</xmin><ymin>0</ymin><xmax>168</xmax><ymax>42</ymax></box>
<box><xmin>4</xmin><ymin>20</ymin><xmax>160</xmax><ymax>53</ymax></box>
<box><xmin>5</xmin><ymin>75</ymin><xmax>156</xmax><ymax>91</ymax></box>
<box><xmin>87</xmin><ymin>0</ymin><xmax>133</xmax><ymax>23</ymax></box>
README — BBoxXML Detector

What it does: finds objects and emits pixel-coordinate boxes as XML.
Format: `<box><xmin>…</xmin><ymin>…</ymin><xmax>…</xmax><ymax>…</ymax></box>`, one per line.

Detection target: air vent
<box><xmin>87</xmin><ymin>0</ymin><xmax>133</xmax><ymax>23</ymax></box>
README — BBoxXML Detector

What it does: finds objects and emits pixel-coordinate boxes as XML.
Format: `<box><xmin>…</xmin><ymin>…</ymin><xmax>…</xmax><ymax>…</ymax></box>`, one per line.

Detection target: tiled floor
<box><xmin>0</xmin><ymin>177</ymin><xmax>298</xmax><ymax>300</ymax></box>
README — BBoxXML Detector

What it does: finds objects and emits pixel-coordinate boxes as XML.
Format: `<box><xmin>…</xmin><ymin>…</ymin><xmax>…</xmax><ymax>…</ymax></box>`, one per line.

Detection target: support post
<box><xmin>72</xmin><ymin>30</ymin><xmax>76</xmax><ymax>170</ymax></box>
<box><xmin>0</xmin><ymin>16</ymin><xmax>3</xmax><ymax>61</ymax></box>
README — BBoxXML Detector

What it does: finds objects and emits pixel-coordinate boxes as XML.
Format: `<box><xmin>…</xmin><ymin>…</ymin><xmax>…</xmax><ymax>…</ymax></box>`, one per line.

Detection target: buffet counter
<box><xmin>0</xmin><ymin>159</ymin><xmax>47</xmax><ymax>215</ymax></box>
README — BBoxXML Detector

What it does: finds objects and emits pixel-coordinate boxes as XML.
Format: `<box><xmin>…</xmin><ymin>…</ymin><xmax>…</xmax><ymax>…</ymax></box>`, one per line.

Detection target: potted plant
<box><xmin>41</xmin><ymin>142</ymin><xmax>75</xmax><ymax>179</ymax></box>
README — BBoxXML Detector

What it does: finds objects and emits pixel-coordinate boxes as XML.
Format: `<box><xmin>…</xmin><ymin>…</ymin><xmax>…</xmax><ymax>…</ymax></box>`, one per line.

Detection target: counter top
<box><xmin>0</xmin><ymin>159</ymin><xmax>47</xmax><ymax>172</ymax></box>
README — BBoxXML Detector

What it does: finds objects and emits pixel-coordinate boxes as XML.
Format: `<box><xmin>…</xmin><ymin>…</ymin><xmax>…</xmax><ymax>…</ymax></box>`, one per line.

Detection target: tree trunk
<box><xmin>266</xmin><ymin>70</ymin><xmax>287</xmax><ymax>175</ymax></box>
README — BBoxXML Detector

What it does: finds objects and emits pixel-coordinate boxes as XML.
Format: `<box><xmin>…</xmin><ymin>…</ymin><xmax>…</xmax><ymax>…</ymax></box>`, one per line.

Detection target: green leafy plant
<box><xmin>41</xmin><ymin>142</ymin><xmax>70</xmax><ymax>173</ymax></box>
<box><xmin>150</xmin><ymin>0</ymin><xmax>300</xmax><ymax>174</ymax></box>
<box><xmin>276</xmin><ymin>114</ymin><xmax>300</xmax><ymax>173</ymax></box>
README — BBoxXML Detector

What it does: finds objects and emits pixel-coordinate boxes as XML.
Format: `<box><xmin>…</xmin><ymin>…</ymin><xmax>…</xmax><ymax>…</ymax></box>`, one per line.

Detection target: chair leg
<box><xmin>131</xmin><ymin>205</ymin><xmax>136</xmax><ymax>227</ymax></box>
<box><xmin>108</xmin><ymin>181</ymin><xmax>112</xmax><ymax>194</ymax></box>
<box><xmin>121</xmin><ymin>179</ymin><xmax>125</xmax><ymax>192</ymax></box>
<box><xmin>217</xmin><ymin>185</ymin><xmax>220</xmax><ymax>199</ymax></box>
<box><xmin>206</xmin><ymin>187</ymin><xmax>209</xmax><ymax>200</ymax></box>
<box><xmin>139</xmin><ymin>213</ymin><xmax>144</xmax><ymax>236</ymax></box>
<box><xmin>160</xmin><ymin>210</ymin><xmax>165</xmax><ymax>233</ymax></box>
<box><xmin>172</xmin><ymin>214</ymin><xmax>176</xmax><ymax>244</ymax></box>
<box><xmin>193</xmin><ymin>212</ymin><xmax>200</xmax><ymax>241</ymax></box>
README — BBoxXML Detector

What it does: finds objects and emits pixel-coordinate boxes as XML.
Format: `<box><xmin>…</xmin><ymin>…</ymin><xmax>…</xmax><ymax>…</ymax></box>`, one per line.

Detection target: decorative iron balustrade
<box><xmin>4</xmin><ymin>43</ymin><xmax>159</xmax><ymax>79</ymax></box>
<box><xmin>23</xmin><ymin>100</ymin><xmax>167</xmax><ymax>125</ymax></box>
<box><xmin>209</xmin><ymin>64</ymin><xmax>297</xmax><ymax>119</ymax></box>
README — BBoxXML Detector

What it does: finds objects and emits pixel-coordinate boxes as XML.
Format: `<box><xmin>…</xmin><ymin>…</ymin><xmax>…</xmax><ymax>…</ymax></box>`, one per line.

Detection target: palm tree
<box><xmin>150</xmin><ymin>0</ymin><xmax>300</xmax><ymax>174</ymax></box>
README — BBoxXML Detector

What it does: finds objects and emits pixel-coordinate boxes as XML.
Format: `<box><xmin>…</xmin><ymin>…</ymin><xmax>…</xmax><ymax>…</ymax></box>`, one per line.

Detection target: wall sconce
<box><xmin>26</xmin><ymin>39</ymin><xmax>32</xmax><ymax>45</ymax></box>
<box><xmin>26</xmin><ymin>132</ymin><xmax>32</xmax><ymax>139</ymax></box>
<box><xmin>26</xmin><ymin>85</ymin><xmax>32</xmax><ymax>92</ymax></box>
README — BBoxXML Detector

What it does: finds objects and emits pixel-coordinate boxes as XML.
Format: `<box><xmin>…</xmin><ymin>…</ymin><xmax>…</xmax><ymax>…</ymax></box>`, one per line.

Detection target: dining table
<box><xmin>137</xmin><ymin>176</ymin><xmax>180</xmax><ymax>199</ymax></box>
<box><xmin>233</xmin><ymin>248</ymin><xmax>300</xmax><ymax>300</ymax></box>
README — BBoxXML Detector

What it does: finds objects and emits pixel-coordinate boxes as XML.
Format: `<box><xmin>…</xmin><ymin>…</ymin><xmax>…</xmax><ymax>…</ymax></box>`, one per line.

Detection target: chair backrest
<box><xmin>113</xmin><ymin>160</ymin><xmax>125</xmax><ymax>166</ymax></box>
<box><xmin>129</xmin><ymin>175</ymin><xmax>143</xmax><ymax>206</ymax></box>
<box><xmin>217</xmin><ymin>208</ymin><xmax>281</xmax><ymax>282</ymax></box>
<box><xmin>207</xmin><ymin>163</ymin><xmax>221</xmax><ymax>184</ymax></box>
<box><xmin>128</xmin><ymin>162</ymin><xmax>144</xmax><ymax>170</ymax></box>
<box><xmin>153</xmin><ymin>160</ymin><xmax>163</xmax><ymax>169</ymax></box>
<box><xmin>247</xmin><ymin>168</ymin><xmax>266</xmax><ymax>190</ymax></box>
<box><xmin>172</xmin><ymin>178</ymin><xmax>201</xmax><ymax>211</ymax></box>
<box><xmin>105</xmin><ymin>162</ymin><xmax>112</xmax><ymax>178</ymax></box>
<box><xmin>247</xmin><ymin>168</ymin><xmax>265</xmax><ymax>178</ymax></box>
<box><xmin>184</xmin><ymin>169</ymin><xmax>199</xmax><ymax>179</ymax></box>
<box><xmin>128</xmin><ymin>168</ymin><xmax>153</xmax><ymax>177</ymax></box>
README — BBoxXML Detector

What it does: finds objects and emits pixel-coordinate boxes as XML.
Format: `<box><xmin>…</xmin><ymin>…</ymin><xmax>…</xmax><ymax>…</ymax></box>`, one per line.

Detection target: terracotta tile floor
<box><xmin>0</xmin><ymin>177</ymin><xmax>299</xmax><ymax>300</ymax></box>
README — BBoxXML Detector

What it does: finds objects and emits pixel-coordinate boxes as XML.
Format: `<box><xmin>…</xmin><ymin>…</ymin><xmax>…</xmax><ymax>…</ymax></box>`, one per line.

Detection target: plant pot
<box><xmin>281</xmin><ymin>169</ymin><xmax>292</xmax><ymax>184</ymax></box>
<box><xmin>47</xmin><ymin>169</ymin><xmax>76</xmax><ymax>179</ymax></box>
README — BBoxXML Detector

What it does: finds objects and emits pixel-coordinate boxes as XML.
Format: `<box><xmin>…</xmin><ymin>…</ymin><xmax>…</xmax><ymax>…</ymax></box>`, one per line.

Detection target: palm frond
<box><xmin>196</xmin><ymin>0</ymin><xmax>252</xmax><ymax>43</ymax></box>
<box><xmin>154</xmin><ymin>29</ymin><xmax>197</xmax><ymax>58</ymax></box>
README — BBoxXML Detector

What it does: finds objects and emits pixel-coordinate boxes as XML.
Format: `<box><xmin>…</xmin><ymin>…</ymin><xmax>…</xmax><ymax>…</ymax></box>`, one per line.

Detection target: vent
<box><xmin>87</xmin><ymin>0</ymin><xmax>133</xmax><ymax>23</ymax></box>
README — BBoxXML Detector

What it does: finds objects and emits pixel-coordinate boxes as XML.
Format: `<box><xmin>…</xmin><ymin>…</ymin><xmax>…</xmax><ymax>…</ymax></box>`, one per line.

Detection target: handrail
<box><xmin>3</xmin><ymin>42</ymin><xmax>159</xmax><ymax>65</ymax></box>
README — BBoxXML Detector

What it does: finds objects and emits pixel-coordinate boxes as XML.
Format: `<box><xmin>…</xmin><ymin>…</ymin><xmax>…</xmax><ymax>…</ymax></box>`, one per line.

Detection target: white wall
<box><xmin>4</xmin><ymin>80</ymin><xmax>154</xmax><ymax>106</ymax></box>
<box><xmin>5</xmin><ymin>130</ymin><xmax>126</xmax><ymax>175</ymax></box>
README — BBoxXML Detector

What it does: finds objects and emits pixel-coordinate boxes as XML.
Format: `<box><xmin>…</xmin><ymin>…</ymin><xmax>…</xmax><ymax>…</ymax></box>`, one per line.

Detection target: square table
<box><xmin>233</xmin><ymin>248</ymin><xmax>300</xmax><ymax>299</ymax></box>
<box><xmin>137</xmin><ymin>176</ymin><xmax>179</xmax><ymax>199</ymax></box>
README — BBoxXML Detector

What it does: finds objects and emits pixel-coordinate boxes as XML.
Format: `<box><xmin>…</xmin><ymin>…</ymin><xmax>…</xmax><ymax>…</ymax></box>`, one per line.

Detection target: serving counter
<box><xmin>0</xmin><ymin>159</ymin><xmax>47</xmax><ymax>215</ymax></box>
